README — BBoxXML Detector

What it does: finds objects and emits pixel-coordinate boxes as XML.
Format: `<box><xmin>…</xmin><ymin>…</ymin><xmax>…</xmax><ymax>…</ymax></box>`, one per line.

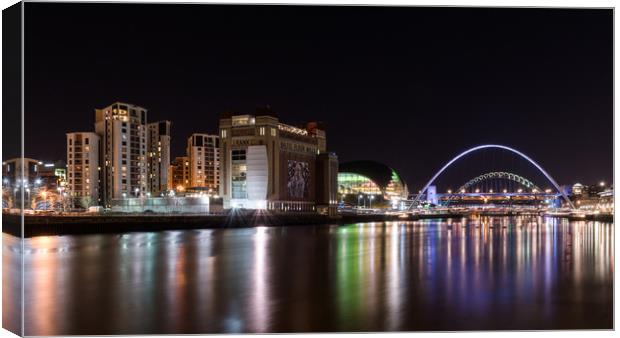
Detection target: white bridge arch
<box><xmin>411</xmin><ymin>144</ymin><xmax>575</xmax><ymax>209</ymax></box>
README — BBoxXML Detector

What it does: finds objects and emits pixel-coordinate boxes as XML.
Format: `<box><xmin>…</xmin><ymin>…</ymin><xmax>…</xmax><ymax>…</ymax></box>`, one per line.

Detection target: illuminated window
<box><xmin>259</xmin><ymin>127</ymin><xmax>265</xmax><ymax>136</ymax></box>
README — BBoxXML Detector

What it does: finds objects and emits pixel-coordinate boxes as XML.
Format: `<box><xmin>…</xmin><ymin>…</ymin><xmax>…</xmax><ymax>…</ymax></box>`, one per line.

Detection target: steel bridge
<box><xmin>409</xmin><ymin>144</ymin><xmax>575</xmax><ymax>210</ymax></box>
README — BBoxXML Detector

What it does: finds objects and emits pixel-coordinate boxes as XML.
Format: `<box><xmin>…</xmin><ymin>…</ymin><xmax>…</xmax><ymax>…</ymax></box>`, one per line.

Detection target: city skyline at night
<box><xmin>11</xmin><ymin>4</ymin><xmax>613</xmax><ymax>190</ymax></box>
<box><xmin>2</xmin><ymin>3</ymin><xmax>615</xmax><ymax>336</ymax></box>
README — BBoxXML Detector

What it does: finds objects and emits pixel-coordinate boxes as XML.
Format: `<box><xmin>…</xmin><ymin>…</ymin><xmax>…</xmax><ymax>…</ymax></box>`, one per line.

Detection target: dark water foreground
<box><xmin>3</xmin><ymin>216</ymin><xmax>613</xmax><ymax>335</ymax></box>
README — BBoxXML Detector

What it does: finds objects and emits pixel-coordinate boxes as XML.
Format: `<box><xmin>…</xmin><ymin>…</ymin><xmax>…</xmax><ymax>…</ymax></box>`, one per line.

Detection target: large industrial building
<box><xmin>337</xmin><ymin>160</ymin><xmax>409</xmax><ymax>208</ymax></box>
<box><xmin>218</xmin><ymin>107</ymin><xmax>338</xmax><ymax>214</ymax></box>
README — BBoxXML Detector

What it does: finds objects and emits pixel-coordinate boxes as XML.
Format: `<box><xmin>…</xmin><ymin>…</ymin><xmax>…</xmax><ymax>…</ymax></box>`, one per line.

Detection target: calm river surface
<box><xmin>3</xmin><ymin>216</ymin><xmax>614</xmax><ymax>334</ymax></box>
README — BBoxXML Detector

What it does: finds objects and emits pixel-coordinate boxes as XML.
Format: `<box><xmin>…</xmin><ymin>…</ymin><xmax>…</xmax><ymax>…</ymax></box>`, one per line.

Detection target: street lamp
<box><xmin>600</xmin><ymin>181</ymin><xmax>606</xmax><ymax>187</ymax></box>
<box><xmin>358</xmin><ymin>194</ymin><xmax>363</xmax><ymax>208</ymax></box>
<box><xmin>370</xmin><ymin>195</ymin><xmax>375</xmax><ymax>209</ymax></box>
<box><xmin>134</xmin><ymin>187</ymin><xmax>140</xmax><ymax>198</ymax></box>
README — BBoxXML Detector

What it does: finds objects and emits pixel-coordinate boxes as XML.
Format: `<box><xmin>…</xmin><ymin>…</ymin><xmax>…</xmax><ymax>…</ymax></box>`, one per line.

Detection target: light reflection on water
<box><xmin>2</xmin><ymin>216</ymin><xmax>614</xmax><ymax>335</ymax></box>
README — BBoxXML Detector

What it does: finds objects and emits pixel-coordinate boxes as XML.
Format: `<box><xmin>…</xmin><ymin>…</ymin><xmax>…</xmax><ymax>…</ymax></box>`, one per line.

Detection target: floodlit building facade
<box><xmin>147</xmin><ymin>120</ymin><xmax>172</xmax><ymax>196</ymax></box>
<box><xmin>2</xmin><ymin>158</ymin><xmax>41</xmax><ymax>208</ymax></box>
<box><xmin>218</xmin><ymin>107</ymin><xmax>337</xmax><ymax>213</ymax></box>
<box><xmin>2</xmin><ymin>157</ymin><xmax>39</xmax><ymax>188</ymax></box>
<box><xmin>95</xmin><ymin>102</ymin><xmax>148</xmax><ymax>206</ymax></box>
<box><xmin>66</xmin><ymin>132</ymin><xmax>100</xmax><ymax>207</ymax></box>
<box><xmin>187</xmin><ymin>133</ymin><xmax>220</xmax><ymax>192</ymax></box>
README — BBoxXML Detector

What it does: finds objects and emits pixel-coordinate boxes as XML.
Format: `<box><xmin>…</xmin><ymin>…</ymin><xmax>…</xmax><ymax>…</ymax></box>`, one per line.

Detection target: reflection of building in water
<box><xmin>219</xmin><ymin>107</ymin><xmax>338</xmax><ymax>214</ymax></box>
<box><xmin>337</xmin><ymin>160</ymin><xmax>408</xmax><ymax>208</ymax></box>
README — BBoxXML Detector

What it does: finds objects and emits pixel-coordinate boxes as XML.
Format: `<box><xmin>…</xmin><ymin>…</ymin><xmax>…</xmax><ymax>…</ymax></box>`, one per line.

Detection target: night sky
<box><xmin>18</xmin><ymin>4</ymin><xmax>612</xmax><ymax>190</ymax></box>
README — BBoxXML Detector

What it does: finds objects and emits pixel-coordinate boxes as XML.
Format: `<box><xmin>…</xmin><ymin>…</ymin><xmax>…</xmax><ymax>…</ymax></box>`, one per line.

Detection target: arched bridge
<box><xmin>410</xmin><ymin>144</ymin><xmax>575</xmax><ymax>210</ymax></box>
<box><xmin>457</xmin><ymin>171</ymin><xmax>542</xmax><ymax>193</ymax></box>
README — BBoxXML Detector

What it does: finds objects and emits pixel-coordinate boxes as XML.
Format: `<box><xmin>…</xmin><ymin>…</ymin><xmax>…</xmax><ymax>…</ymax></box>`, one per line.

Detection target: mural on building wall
<box><xmin>287</xmin><ymin>160</ymin><xmax>310</xmax><ymax>199</ymax></box>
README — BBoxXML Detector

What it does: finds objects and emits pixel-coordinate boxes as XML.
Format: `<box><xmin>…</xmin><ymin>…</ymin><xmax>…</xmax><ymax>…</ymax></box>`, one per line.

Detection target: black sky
<box><xmin>19</xmin><ymin>4</ymin><xmax>612</xmax><ymax>190</ymax></box>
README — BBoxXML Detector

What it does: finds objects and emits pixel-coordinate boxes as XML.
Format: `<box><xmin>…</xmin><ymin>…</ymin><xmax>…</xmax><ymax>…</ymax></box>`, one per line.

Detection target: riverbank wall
<box><xmin>2</xmin><ymin>211</ymin><xmax>612</xmax><ymax>237</ymax></box>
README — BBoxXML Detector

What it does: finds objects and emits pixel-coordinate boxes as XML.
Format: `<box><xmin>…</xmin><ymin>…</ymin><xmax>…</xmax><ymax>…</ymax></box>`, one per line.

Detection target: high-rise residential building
<box><xmin>147</xmin><ymin>120</ymin><xmax>171</xmax><ymax>196</ymax></box>
<box><xmin>95</xmin><ymin>102</ymin><xmax>148</xmax><ymax>206</ymax></box>
<box><xmin>66</xmin><ymin>132</ymin><xmax>100</xmax><ymax>207</ymax></box>
<box><xmin>169</xmin><ymin>156</ymin><xmax>190</xmax><ymax>192</ymax></box>
<box><xmin>218</xmin><ymin>107</ymin><xmax>337</xmax><ymax>212</ymax></box>
<box><xmin>187</xmin><ymin>133</ymin><xmax>220</xmax><ymax>192</ymax></box>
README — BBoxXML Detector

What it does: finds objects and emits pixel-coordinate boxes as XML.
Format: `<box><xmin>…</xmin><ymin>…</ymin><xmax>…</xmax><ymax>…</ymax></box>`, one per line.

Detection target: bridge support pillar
<box><xmin>427</xmin><ymin>185</ymin><xmax>438</xmax><ymax>205</ymax></box>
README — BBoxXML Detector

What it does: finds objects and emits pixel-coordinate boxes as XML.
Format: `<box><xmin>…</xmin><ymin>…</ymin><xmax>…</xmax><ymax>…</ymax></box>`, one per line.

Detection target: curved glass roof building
<box><xmin>338</xmin><ymin>161</ymin><xmax>408</xmax><ymax>201</ymax></box>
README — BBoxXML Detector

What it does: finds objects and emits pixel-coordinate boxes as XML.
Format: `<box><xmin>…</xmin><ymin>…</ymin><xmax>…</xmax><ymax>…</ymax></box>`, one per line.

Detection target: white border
<box><xmin>0</xmin><ymin>1</ymin><xmax>616</xmax><ymax>338</ymax></box>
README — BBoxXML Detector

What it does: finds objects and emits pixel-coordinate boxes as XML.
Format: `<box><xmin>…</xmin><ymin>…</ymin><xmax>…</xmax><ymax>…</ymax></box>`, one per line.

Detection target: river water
<box><xmin>2</xmin><ymin>216</ymin><xmax>614</xmax><ymax>334</ymax></box>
